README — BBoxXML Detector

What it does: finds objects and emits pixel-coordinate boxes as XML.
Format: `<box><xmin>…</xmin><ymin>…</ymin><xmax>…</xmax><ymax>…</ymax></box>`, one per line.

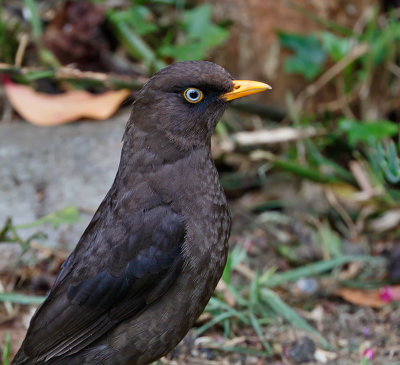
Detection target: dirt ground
<box><xmin>1</xmin><ymin>202</ymin><xmax>399</xmax><ymax>365</ymax></box>
<box><xmin>0</xmin><ymin>116</ymin><xmax>399</xmax><ymax>365</ymax></box>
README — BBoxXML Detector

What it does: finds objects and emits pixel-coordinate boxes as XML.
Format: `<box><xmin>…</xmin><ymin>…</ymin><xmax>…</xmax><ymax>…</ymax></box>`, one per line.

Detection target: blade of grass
<box><xmin>207</xmin><ymin>344</ymin><xmax>272</xmax><ymax>357</ymax></box>
<box><xmin>23</xmin><ymin>0</ymin><xmax>42</xmax><ymax>41</ymax></box>
<box><xmin>273</xmin><ymin>158</ymin><xmax>339</xmax><ymax>183</ymax></box>
<box><xmin>261</xmin><ymin>288</ymin><xmax>329</xmax><ymax>348</ymax></box>
<box><xmin>248</xmin><ymin>273</ymin><xmax>272</xmax><ymax>353</ymax></box>
<box><xmin>260</xmin><ymin>255</ymin><xmax>385</xmax><ymax>287</ymax></box>
<box><xmin>339</xmin><ymin>280</ymin><xmax>386</xmax><ymax>289</ymax></box>
<box><xmin>2</xmin><ymin>332</ymin><xmax>11</xmax><ymax>365</ymax></box>
<box><xmin>306</xmin><ymin>140</ymin><xmax>355</xmax><ymax>183</ymax></box>
<box><xmin>222</xmin><ymin>245</ymin><xmax>247</xmax><ymax>285</ymax></box>
<box><xmin>206</xmin><ymin>297</ymin><xmax>248</xmax><ymax>323</ymax></box>
<box><xmin>0</xmin><ymin>293</ymin><xmax>45</xmax><ymax>305</ymax></box>
<box><xmin>14</xmin><ymin>206</ymin><xmax>80</xmax><ymax>230</ymax></box>
<box><xmin>225</xmin><ymin>283</ymin><xmax>250</xmax><ymax>307</ymax></box>
<box><xmin>249</xmin><ymin>311</ymin><xmax>272</xmax><ymax>354</ymax></box>
<box><xmin>195</xmin><ymin>312</ymin><xmax>235</xmax><ymax>336</ymax></box>
<box><xmin>107</xmin><ymin>12</ymin><xmax>165</xmax><ymax>70</ymax></box>
<box><xmin>223</xmin><ymin>318</ymin><xmax>230</xmax><ymax>337</ymax></box>
<box><xmin>249</xmin><ymin>272</ymin><xmax>260</xmax><ymax>308</ymax></box>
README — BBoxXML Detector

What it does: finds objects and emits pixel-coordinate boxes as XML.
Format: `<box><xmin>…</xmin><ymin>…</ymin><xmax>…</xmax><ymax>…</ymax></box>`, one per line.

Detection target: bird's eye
<box><xmin>183</xmin><ymin>88</ymin><xmax>203</xmax><ymax>103</ymax></box>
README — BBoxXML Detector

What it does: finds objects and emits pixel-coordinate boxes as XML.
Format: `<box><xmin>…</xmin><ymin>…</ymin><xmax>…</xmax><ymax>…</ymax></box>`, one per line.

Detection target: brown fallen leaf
<box><xmin>3</xmin><ymin>78</ymin><xmax>130</xmax><ymax>126</ymax></box>
<box><xmin>337</xmin><ymin>287</ymin><xmax>387</xmax><ymax>308</ymax></box>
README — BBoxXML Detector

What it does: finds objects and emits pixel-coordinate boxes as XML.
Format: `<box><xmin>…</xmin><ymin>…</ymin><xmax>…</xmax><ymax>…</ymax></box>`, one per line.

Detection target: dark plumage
<box><xmin>12</xmin><ymin>61</ymin><xmax>270</xmax><ymax>365</ymax></box>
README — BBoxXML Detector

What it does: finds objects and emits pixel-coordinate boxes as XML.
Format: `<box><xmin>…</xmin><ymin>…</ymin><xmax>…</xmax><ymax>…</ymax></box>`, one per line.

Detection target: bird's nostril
<box><xmin>234</xmin><ymin>84</ymin><xmax>241</xmax><ymax>90</ymax></box>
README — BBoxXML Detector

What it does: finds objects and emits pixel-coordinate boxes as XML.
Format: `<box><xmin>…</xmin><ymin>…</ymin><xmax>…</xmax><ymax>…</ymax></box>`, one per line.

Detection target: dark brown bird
<box><xmin>12</xmin><ymin>61</ymin><xmax>270</xmax><ymax>365</ymax></box>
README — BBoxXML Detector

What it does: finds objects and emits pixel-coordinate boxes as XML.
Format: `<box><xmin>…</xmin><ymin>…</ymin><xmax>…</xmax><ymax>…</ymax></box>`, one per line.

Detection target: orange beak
<box><xmin>221</xmin><ymin>80</ymin><xmax>271</xmax><ymax>101</ymax></box>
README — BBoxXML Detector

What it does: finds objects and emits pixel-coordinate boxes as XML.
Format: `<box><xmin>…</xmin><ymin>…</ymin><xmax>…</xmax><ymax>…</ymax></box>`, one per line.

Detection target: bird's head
<box><xmin>128</xmin><ymin>61</ymin><xmax>271</xmax><ymax>150</ymax></box>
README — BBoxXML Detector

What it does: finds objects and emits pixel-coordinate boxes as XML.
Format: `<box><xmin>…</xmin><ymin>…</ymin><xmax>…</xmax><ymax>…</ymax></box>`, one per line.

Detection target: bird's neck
<box><xmin>120</xmin><ymin>123</ymin><xmax>211</xmax><ymax>170</ymax></box>
<box><xmin>112</xmin><ymin>123</ymin><xmax>224</xmax><ymax>218</ymax></box>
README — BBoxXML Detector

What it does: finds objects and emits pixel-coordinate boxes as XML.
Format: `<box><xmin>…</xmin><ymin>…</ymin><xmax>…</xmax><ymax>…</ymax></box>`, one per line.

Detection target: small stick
<box><xmin>0</xmin><ymin>63</ymin><xmax>146</xmax><ymax>90</ymax></box>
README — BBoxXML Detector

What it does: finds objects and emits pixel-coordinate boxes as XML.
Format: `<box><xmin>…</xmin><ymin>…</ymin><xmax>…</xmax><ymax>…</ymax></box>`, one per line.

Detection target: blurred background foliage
<box><xmin>1</xmin><ymin>0</ymin><xmax>400</xmax><ymax>364</ymax></box>
<box><xmin>0</xmin><ymin>0</ymin><xmax>230</xmax><ymax>73</ymax></box>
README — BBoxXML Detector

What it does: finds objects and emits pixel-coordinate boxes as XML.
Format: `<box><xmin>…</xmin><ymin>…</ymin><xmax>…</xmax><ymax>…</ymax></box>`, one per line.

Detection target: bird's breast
<box><xmin>146</xmin><ymin>149</ymin><xmax>231</xmax><ymax>310</ymax></box>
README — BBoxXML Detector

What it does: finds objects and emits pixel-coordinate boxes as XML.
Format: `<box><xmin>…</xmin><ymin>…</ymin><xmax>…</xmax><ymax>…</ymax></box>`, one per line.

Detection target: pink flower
<box><xmin>362</xmin><ymin>348</ymin><xmax>374</xmax><ymax>360</ymax></box>
<box><xmin>379</xmin><ymin>286</ymin><xmax>393</xmax><ymax>302</ymax></box>
<box><xmin>379</xmin><ymin>285</ymin><xmax>400</xmax><ymax>302</ymax></box>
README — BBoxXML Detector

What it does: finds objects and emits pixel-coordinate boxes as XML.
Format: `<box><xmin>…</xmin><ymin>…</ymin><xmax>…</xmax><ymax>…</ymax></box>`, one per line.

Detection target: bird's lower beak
<box><xmin>221</xmin><ymin>80</ymin><xmax>272</xmax><ymax>101</ymax></box>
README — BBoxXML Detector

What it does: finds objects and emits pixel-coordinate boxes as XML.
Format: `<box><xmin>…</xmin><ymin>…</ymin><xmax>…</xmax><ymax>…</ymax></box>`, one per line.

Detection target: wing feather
<box><xmin>18</xmin><ymin>203</ymin><xmax>185</xmax><ymax>363</ymax></box>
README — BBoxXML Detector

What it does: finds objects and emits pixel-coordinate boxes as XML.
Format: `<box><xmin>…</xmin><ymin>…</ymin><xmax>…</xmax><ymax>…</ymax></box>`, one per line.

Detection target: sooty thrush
<box><xmin>12</xmin><ymin>61</ymin><xmax>270</xmax><ymax>365</ymax></box>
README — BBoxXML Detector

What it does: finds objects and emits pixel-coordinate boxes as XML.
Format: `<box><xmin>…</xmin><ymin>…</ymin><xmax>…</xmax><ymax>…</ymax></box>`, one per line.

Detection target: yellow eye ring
<box><xmin>184</xmin><ymin>88</ymin><xmax>203</xmax><ymax>103</ymax></box>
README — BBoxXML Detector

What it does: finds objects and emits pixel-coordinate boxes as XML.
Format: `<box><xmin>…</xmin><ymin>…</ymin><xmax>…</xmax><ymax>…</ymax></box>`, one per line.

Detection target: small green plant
<box><xmin>338</xmin><ymin>119</ymin><xmax>398</xmax><ymax>147</ymax></box>
<box><xmin>107</xmin><ymin>1</ymin><xmax>228</xmax><ymax>71</ymax></box>
<box><xmin>369</xmin><ymin>140</ymin><xmax>400</xmax><ymax>184</ymax></box>
<box><xmin>279</xmin><ymin>8</ymin><xmax>400</xmax><ymax>90</ymax></box>
<box><xmin>0</xmin><ymin>5</ymin><xmax>20</xmax><ymax>64</ymax></box>
<box><xmin>274</xmin><ymin>6</ymin><xmax>400</xmax><ymax>217</ymax></box>
<box><xmin>1</xmin><ymin>0</ymin><xmax>229</xmax><ymax>78</ymax></box>
<box><xmin>1</xmin><ymin>332</ymin><xmax>11</xmax><ymax>365</ymax></box>
<box><xmin>0</xmin><ymin>206</ymin><xmax>80</xmax><ymax>252</ymax></box>
<box><xmin>158</xmin><ymin>4</ymin><xmax>228</xmax><ymax>61</ymax></box>
<box><xmin>360</xmin><ymin>351</ymin><xmax>374</xmax><ymax>365</ymax></box>
<box><xmin>13</xmin><ymin>205</ymin><xmax>80</xmax><ymax>230</ymax></box>
<box><xmin>278</xmin><ymin>31</ymin><xmax>326</xmax><ymax>80</ymax></box>
<box><xmin>201</xmin><ymin>245</ymin><xmax>339</xmax><ymax>355</ymax></box>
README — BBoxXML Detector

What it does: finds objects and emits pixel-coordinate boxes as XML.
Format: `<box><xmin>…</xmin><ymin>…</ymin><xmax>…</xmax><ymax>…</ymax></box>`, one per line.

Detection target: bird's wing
<box><xmin>18</xmin><ymin>203</ymin><xmax>185</xmax><ymax>362</ymax></box>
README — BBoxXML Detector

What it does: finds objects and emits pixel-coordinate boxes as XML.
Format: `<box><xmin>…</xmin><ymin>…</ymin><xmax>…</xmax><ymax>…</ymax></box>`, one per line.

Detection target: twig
<box><xmin>324</xmin><ymin>189</ymin><xmax>358</xmax><ymax>237</ymax></box>
<box><xmin>0</xmin><ymin>63</ymin><xmax>147</xmax><ymax>89</ymax></box>
<box><xmin>349</xmin><ymin>160</ymin><xmax>374</xmax><ymax>193</ymax></box>
<box><xmin>317</xmin><ymin>82</ymin><xmax>361</xmax><ymax>113</ymax></box>
<box><xmin>353</xmin><ymin>6</ymin><xmax>375</xmax><ymax>36</ymax></box>
<box><xmin>348</xmin><ymin>160</ymin><xmax>380</xmax><ymax>202</ymax></box>
<box><xmin>15</xmin><ymin>34</ymin><xmax>29</xmax><ymax>67</ymax></box>
<box><xmin>233</xmin><ymin>126</ymin><xmax>322</xmax><ymax>146</ymax></box>
<box><xmin>0</xmin><ymin>281</ymin><xmax>14</xmax><ymax>315</ymax></box>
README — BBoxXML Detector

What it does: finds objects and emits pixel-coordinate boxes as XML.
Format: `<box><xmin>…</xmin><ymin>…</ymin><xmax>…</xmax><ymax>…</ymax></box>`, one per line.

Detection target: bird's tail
<box><xmin>11</xmin><ymin>348</ymin><xmax>30</xmax><ymax>365</ymax></box>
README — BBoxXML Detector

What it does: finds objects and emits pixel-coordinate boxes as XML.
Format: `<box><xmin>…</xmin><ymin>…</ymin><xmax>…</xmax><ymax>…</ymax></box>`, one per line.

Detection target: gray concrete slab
<box><xmin>0</xmin><ymin>110</ymin><xmax>130</xmax><ymax>250</ymax></box>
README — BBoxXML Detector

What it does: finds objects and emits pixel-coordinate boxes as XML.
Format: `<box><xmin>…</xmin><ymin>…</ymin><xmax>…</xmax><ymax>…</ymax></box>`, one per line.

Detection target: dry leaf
<box><xmin>337</xmin><ymin>287</ymin><xmax>386</xmax><ymax>308</ymax></box>
<box><xmin>369</xmin><ymin>210</ymin><xmax>400</xmax><ymax>232</ymax></box>
<box><xmin>4</xmin><ymin>78</ymin><xmax>130</xmax><ymax>126</ymax></box>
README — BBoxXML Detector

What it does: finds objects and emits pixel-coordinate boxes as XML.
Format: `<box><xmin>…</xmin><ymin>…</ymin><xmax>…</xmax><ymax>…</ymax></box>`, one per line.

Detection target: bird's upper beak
<box><xmin>221</xmin><ymin>80</ymin><xmax>272</xmax><ymax>101</ymax></box>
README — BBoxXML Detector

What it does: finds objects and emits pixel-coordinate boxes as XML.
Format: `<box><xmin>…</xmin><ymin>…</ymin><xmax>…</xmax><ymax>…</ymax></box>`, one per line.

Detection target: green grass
<box><xmin>2</xmin><ymin>332</ymin><xmax>11</xmax><ymax>365</ymax></box>
<box><xmin>0</xmin><ymin>293</ymin><xmax>46</xmax><ymax>305</ymax></box>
